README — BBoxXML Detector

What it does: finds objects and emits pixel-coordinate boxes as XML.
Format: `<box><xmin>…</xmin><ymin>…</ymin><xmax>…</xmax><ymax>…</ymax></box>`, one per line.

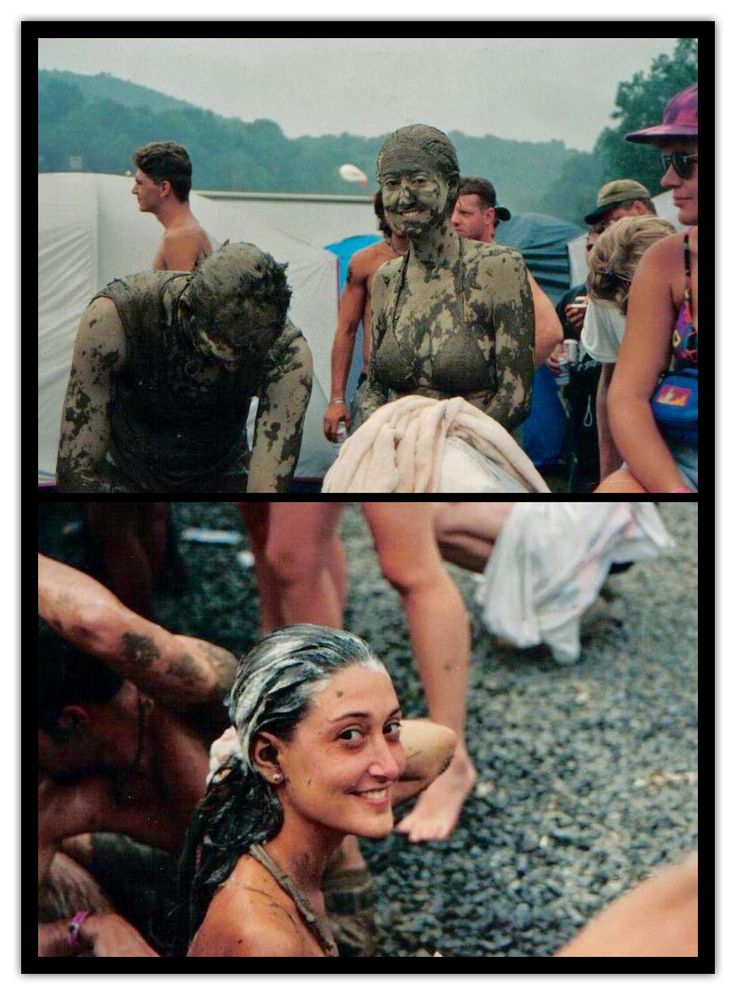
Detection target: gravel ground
<box><xmin>38</xmin><ymin>501</ymin><xmax>698</xmax><ymax>958</ymax></box>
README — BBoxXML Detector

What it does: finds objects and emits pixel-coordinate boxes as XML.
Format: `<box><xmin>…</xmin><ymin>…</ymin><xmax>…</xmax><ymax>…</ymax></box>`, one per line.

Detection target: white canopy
<box><xmin>38</xmin><ymin>173</ymin><xmax>340</xmax><ymax>484</ymax></box>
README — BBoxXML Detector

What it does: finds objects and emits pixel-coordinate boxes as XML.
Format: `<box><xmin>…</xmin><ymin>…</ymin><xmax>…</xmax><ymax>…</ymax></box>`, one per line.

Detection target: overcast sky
<box><xmin>37</xmin><ymin>35</ymin><xmax>680</xmax><ymax>152</ymax></box>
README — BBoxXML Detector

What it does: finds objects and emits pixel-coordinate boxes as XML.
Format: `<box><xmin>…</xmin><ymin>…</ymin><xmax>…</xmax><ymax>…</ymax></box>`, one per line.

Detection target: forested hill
<box><xmin>38</xmin><ymin>39</ymin><xmax>697</xmax><ymax>225</ymax></box>
<box><xmin>38</xmin><ymin>69</ymin><xmax>585</xmax><ymax>220</ymax></box>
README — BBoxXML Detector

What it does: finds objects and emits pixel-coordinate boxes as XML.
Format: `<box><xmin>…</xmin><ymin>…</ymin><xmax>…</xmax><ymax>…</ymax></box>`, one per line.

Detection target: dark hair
<box><xmin>38</xmin><ymin>619</ymin><xmax>124</xmax><ymax>734</ymax></box>
<box><xmin>133</xmin><ymin>141</ymin><xmax>193</xmax><ymax>202</ymax></box>
<box><xmin>457</xmin><ymin>177</ymin><xmax>496</xmax><ymax>210</ymax></box>
<box><xmin>177</xmin><ymin>624</ymin><xmax>386</xmax><ymax>948</ymax></box>
<box><xmin>373</xmin><ymin>190</ymin><xmax>391</xmax><ymax>238</ymax></box>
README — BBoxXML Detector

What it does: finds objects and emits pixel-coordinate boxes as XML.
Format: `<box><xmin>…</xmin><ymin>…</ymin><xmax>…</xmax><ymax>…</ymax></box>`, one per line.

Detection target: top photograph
<box><xmin>35</xmin><ymin>29</ymin><xmax>706</xmax><ymax>494</ymax></box>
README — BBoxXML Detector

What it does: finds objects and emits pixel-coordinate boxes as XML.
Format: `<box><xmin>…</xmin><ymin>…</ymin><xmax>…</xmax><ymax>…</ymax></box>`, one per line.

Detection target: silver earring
<box><xmin>272</xmin><ymin>772</ymin><xmax>282</xmax><ymax>783</ymax></box>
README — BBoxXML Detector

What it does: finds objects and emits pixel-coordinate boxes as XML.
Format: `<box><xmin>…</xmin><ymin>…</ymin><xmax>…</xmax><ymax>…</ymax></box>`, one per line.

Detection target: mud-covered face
<box><xmin>379</xmin><ymin>156</ymin><xmax>452</xmax><ymax>239</ymax></box>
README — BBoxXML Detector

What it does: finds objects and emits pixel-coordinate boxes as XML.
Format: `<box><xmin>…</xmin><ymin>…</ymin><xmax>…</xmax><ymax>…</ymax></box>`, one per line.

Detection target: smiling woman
<box><xmin>180</xmin><ymin>624</ymin><xmax>456</xmax><ymax>957</ymax></box>
<box><xmin>353</xmin><ymin>124</ymin><xmax>536</xmax><ymax>436</ymax></box>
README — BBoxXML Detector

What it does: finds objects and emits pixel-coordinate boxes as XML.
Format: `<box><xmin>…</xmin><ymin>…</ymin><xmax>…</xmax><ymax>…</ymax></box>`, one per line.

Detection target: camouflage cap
<box><xmin>584</xmin><ymin>179</ymin><xmax>653</xmax><ymax>225</ymax></box>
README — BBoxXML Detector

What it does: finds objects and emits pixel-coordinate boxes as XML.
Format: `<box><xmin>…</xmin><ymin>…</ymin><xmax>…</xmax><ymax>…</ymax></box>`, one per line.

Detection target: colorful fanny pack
<box><xmin>650</xmin><ymin>367</ymin><xmax>698</xmax><ymax>446</ymax></box>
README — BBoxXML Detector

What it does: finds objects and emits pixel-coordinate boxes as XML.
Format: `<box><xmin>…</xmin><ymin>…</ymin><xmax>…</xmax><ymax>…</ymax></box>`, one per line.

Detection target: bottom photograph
<box><xmin>35</xmin><ymin>500</ymin><xmax>699</xmax><ymax>963</ymax></box>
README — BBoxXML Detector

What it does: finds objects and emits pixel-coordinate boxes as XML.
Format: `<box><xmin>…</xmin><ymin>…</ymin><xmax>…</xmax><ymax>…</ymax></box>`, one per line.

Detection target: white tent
<box><xmin>566</xmin><ymin>190</ymin><xmax>687</xmax><ymax>286</ymax></box>
<box><xmin>38</xmin><ymin>173</ymin><xmax>340</xmax><ymax>486</ymax></box>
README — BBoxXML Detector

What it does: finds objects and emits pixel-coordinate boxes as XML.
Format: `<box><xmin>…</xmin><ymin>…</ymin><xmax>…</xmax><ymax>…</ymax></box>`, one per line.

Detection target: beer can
<box><xmin>557</xmin><ymin>357</ymin><xmax>570</xmax><ymax>386</ymax></box>
<box><xmin>563</xmin><ymin>338</ymin><xmax>580</xmax><ymax>366</ymax></box>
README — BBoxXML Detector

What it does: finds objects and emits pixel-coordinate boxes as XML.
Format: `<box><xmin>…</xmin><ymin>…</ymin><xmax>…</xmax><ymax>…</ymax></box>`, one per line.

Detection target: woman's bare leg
<box><xmin>362</xmin><ymin>502</ymin><xmax>475</xmax><ymax>842</ymax></box>
<box><xmin>238</xmin><ymin>503</ymin><xmax>281</xmax><ymax>634</ymax></box>
<box><xmin>265</xmin><ymin>504</ymin><xmax>345</xmax><ymax>628</ymax></box>
<box><xmin>595</xmin><ymin>468</ymin><xmax>647</xmax><ymax>493</ymax></box>
<box><xmin>432</xmin><ymin>502</ymin><xmax>514</xmax><ymax>572</ymax></box>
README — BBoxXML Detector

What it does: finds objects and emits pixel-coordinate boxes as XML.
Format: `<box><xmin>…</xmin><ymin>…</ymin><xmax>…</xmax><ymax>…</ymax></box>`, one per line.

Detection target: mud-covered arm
<box><xmin>38</xmin><ymin>553</ymin><xmax>237</xmax><ymax>709</ymax></box>
<box><xmin>486</xmin><ymin>251</ymin><xmax>535</xmax><ymax>431</ymax></box>
<box><xmin>248</xmin><ymin>321</ymin><xmax>313</xmax><ymax>493</ymax></box>
<box><xmin>391</xmin><ymin>718</ymin><xmax>457</xmax><ymax>805</ymax></box>
<box><xmin>353</xmin><ymin>269</ymin><xmax>391</xmax><ymax>430</ymax></box>
<box><xmin>56</xmin><ymin>297</ymin><xmax>126</xmax><ymax>492</ymax></box>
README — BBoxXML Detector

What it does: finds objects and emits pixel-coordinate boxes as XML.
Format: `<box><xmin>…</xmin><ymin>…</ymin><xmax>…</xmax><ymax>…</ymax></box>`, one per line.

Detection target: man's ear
<box><xmin>57</xmin><ymin>706</ymin><xmax>90</xmax><ymax>738</ymax></box>
<box><xmin>158</xmin><ymin>179</ymin><xmax>172</xmax><ymax>200</ymax></box>
<box><xmin>251</xmin><ymin>731</ymin><xmax>285</xmax><ymax>783</ymax></box>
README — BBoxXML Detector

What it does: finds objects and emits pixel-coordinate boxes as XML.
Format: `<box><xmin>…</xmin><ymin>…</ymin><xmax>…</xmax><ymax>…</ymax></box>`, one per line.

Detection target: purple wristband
<box><xmin>68</xmin><ymin>911</ymin><xmax>90</xmax><ymax>955</ymax></box>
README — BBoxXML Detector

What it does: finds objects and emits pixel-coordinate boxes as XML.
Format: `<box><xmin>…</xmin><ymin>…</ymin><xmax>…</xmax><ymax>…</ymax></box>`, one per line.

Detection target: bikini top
<box><xmin>248</xmin><ymin>844</ymin><xmax>339</xmax><ymax>957</ymax></box>
<box><xmin>372</xmin><ymin>238</ymin><xmax>497</xmax><ymax>397</ymax></box>
<box><xmin>672</xmin><ymin>228</ymin><xmax>697</xmax><ymax>370</ymax></box>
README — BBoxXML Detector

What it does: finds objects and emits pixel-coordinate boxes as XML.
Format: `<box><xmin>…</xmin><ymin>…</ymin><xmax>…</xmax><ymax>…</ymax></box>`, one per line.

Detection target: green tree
<box><xmin>593</xmin><ymin>38</ymin><xmax>698</xmax><ymax>195</ymax></box>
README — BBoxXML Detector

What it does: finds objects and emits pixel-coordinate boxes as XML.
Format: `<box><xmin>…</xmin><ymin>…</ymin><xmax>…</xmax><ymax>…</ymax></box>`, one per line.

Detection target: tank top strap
<box><xmin>248</xmin><ymin>844</ymin><xmax>339</xmax><ymax>957</ymax></box>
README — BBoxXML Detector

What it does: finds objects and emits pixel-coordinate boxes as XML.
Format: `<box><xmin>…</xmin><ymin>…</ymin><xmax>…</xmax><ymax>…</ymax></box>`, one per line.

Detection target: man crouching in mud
<box><xmin>56</xmin><ymin>242</ymin><xmax>313</xmax><ymax>493</ymax></box>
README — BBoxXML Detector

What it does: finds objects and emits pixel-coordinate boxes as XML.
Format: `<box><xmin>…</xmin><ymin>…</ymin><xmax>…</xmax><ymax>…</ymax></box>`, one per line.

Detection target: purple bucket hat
<box><xmin>626</xmin><ymin>83</ymin><xmax>698</xmax><ymax>144</ymax></box>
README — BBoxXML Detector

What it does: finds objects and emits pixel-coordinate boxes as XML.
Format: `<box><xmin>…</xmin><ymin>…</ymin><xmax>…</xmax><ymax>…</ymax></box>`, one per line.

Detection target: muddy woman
<box><xmin>355</xmin><ymin>124</ymin><xmax>535</xmax><ymax>431</ymax></box>
<box><xmin>56</xmin><ymin>242</ymin><xmax>312</xmax><ymax>493</ymax></box>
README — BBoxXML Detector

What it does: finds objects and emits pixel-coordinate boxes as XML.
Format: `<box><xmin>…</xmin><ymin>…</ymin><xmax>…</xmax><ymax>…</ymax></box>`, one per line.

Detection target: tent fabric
<box><xmin>324</xmin><ymin>233</ymin><xmax>382</xmax><ymax>403</ymax></box>
<box><xmin>38</xmin><ymin>173</ymin><xmax>340</xmax><ymax>484</ymax></box>
<box><xmin>497</xmin><ymin>213</ymin><xmax>584</xmax><ymax>306</ymax></box>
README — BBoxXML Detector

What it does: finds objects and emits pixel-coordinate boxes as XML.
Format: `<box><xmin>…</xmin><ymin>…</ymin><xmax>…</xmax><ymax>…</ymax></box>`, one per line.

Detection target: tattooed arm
<box><xmin>56</xmin><ymin>297</ymin><xmax>126</xmax><ymax>492</ymax></box>
<box><xmin>248</xmin><ymin>320</ymin><xmax>313</xmax><ymax>493</ymax></box>
<box><xmin>38</xmin><ymin>554</ymin><xmax>237</xmax><ymax>709</ymax></box>
<box><xmin>484</xmin><ymin>249</ymin><xmax>535</xmax><ymax>431</ymax></box>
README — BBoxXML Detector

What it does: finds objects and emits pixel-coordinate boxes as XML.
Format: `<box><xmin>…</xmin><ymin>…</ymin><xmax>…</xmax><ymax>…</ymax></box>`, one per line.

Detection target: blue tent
<box><xmin>498</xmin><ymin>213</ymin><xmax>584</xmax><ymax>467</ymax></box>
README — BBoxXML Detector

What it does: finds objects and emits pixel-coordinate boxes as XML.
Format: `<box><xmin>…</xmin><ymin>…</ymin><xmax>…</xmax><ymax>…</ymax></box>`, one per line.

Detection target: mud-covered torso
<box><xmin>95</xmin><ymin>273</ymin><xmax>266</xmax><ymax>491</ymax></box>
<box><xmin>371</xmin><ymin>239</ymin><xmax>528</xmax><ymax>410</ymax></box>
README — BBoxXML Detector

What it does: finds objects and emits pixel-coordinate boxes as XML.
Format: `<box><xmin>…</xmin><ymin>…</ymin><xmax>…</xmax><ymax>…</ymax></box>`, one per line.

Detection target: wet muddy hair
<box><xmin>373</xmin><ymin>190</ymin><xmax>392</xmax><ymax>238</ymax></box>
<box><xmin>133</xmin><ymin>141</ymin><xmax>193</xmax><ymax>202</ymax></box>
<box><xmin>185</xmin><ymin>242</ymin><xmax>291</xmax><ymax>355</ymax></box>
<box><xmin>177</xmin><ymin>624</ymin><xmax>386</xmax><ymax>948</ymax></box>
<box><xmin>587</xmin><ymin>216</ymin><xmax>676</xmax><ymax>315</ymax></box>
<box><xmin>38</xmin><ymin>619</ymin><xmax>124</xmax><ymax>734</ymax></box>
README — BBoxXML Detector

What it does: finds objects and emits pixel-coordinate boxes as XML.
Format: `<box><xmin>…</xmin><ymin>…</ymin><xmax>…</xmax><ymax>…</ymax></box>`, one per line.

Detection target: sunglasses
<box><xmin>661</xmin><ymin>151</ymin><xmax>698</xmax><ymax>179</ymax></box>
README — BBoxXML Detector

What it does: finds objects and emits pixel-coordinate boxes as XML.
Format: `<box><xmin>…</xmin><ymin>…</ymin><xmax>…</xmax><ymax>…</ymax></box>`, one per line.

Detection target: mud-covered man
<box><xmin>131</xmin><ymin>141</ymin><xmax>213</xmax><ymax>272</ymax></box>
<box><xmin>56</xmin><ymin>242</ymin><xmax>313</xmax><ymax>493</ymax></box>
<box><xmin>355</xmin><ymin>125</ymin><xmax>535</xmax><ymax>432</ymax></box>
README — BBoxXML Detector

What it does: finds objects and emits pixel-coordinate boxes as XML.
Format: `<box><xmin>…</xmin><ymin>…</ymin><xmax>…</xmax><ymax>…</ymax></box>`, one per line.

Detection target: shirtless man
<box><xmin>131</xmin><ymin>141</ymin><xmax>213</xmax><ymax>272</ymax></box>
<box><xmin>56</xmin><ymin>242</ymin><xmax>312</xmax><ymax>493</ymax></box>
<box><xmin>450</xmin><ymin>176</ymin><xmax>563</xmax><ymax>367</ymax></box>
<box><xmin>323</xmin><ymin>192</ymin><xmax>408</xmax><ymax>442</ymax></box>
<box><xmin>37</xmin><ymin>553</ymin><xmax>238</xmax><ymax>956</ymax></box>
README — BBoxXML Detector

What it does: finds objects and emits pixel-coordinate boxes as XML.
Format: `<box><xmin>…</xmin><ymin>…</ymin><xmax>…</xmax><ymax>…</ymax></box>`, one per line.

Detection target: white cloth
<box><xmin>476</xmin><ymin>502</ymin><xmax>673</xmax><ymax>664</ymax></box>
<box><xmin>581</xmin><ymin>300</ymin><xmax>627</xmax><ymax>364</ymax></box>
<box><xmin>321</xmin><ymin>394</ymin><xmax>550</xmax><ymax>493</ymax></box>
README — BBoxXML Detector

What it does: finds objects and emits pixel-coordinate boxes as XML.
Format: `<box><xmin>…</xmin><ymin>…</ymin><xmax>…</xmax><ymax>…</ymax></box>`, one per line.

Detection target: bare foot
<box><xmin>395</xmin><ymin>750</ymin><xmax>477</xmax><ymax>842</ymax></box>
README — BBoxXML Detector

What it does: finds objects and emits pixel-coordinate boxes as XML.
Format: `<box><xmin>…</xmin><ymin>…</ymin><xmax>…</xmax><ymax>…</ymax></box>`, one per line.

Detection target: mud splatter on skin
<box><xmin>167</xmin><ymin>653</ymin><xmax>208</xmax><ymax>690</ymax></box>
<box><xmin>355</xmin><ymin>125</ymin><xmax>534</xmax><ymax>432</ymax></box>
<box><xmin>120</xmin><ymin>632</ymin><xmax>160</xmax><ymax>669</ymax></box>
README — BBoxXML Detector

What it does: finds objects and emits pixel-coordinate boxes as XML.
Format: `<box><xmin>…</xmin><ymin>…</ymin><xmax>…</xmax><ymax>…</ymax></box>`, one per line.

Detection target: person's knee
<box><xmin>377</xmin><ymin>548</ymin><xmax>438</xmax><ymax>598</ymax></box>
<box><xmin>265</xmin><ymin>535</ymin><xmax>328</xmax><ymax>588</ymax></box>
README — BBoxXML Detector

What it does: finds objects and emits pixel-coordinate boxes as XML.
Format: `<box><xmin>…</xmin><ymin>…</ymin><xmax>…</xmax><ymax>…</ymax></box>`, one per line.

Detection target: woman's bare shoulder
<box><xmin>189</xmin><ymin>876</ymin><xmax>311</xmax><ymax>957</ymax></box>
<box><xmin>640</xmin><ymin>230</ymin><xmax>687</xmax><ymax>270</ymax></box>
